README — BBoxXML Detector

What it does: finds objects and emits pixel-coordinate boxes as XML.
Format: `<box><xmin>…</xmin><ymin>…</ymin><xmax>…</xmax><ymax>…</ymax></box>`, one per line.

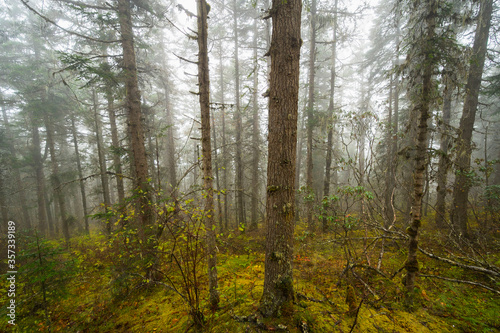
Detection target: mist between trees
<box><xmin>0</xmin><ymin>0</ymin><xmax>499</xmax><ymax>331</ymax></box>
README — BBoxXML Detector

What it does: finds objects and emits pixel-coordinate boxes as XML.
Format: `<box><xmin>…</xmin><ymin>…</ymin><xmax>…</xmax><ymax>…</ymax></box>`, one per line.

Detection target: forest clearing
<box><xmin>1</xmin><ymin>0</ymin><xmax>500</xmax><ymax>331</ymax></box>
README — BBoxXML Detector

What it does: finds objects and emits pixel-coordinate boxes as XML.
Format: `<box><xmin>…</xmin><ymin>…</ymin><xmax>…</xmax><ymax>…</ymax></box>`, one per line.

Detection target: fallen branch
<box><xmin>419</xmin><ymin>247</ymin><xmax>500</xmax><ymax>279</ymax></box>
<box><xmin>419</xmin><ymin>274</ymin><xmax>500</xmax><ymax>295</ymax></box>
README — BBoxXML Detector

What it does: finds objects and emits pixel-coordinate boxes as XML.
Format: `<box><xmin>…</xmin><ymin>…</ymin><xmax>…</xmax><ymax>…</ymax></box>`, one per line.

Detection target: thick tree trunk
<box><xmin>259</xmin><ymin>0</ymin><xmax>302</xmax><ymax>318</ymax></box>
<box><xmin>250</xmin><ymin>15</ymin><xmax>261</xmax><ymax>231</ymax></box>
<box><xmin>322</xmin><ymin>0</ymin><xmax>338</xmax><ymax>232</ymax></box>
<box><xmin>70</xmin><ymin>113</ymin><xmax>89</xmax><ymax>234</ymax></box>
<box><xmin>197</xmin><ymin>0</ymin><xmax>219</xmax><ymax>310</ymax></box>
<box><xmin>233</xmin><ymin>0</ymin><xmax>245</xmax><ymax>229</ymax></box>
<box><xmin>117</xmin><ymin>0</ymin><xmax>152</xmax><ymax>231</ymax></box>
<box><xmin>450</xmin><ymin>0</ymin><xmax>493</xmax><ymax>238</ymax></box>
<box><xmin>305</xmin><ymin>0</ymin><xmax>317</xmax><ymax>231</ymax></box>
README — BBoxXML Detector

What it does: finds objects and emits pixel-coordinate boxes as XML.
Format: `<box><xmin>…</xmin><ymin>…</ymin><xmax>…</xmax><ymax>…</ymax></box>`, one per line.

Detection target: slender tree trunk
<box><xmin>404</xmin><ymin>0</ymin><xmax>437</xmax><ymax>308</ymax></box>
<box><xmin>451</xmin><ymin>0</ymin><xmax>493</xmax><ymax>238</ymax></box>
<box><xmin>305</xmin><ymin>0</ymin><xmax>317</xmax><ymax>231</ymax></box>
<box><xmin>218</xmin><ymin>44</ymin><xmax>229</xmax><ymax>230</ymax></box>
<box><xmin>384</xmin><ymin>74</ymin><xmax>396</xmax><ymax>227</ymax></box>
<box><xmin>260</xmin><ymin>0</ymin><xmax>302</xmax><ymax>318</ymax></box>
<box><xmin>104</xmin><ymin>87</ymin><xmax>125</xmax><ymax>204</ymax></box>
<box><xmin>44</xmin><ymin>110</ymin><xmax>70</xmax><ymax>244</ymax></box>
<box><xmin>0</xmin><ymin>168</ymin><xmax>9</xmax><ymax>233</ymax></box>
<box><xmin>44</xmin><ymin>191</ymin><xmax>55</xmax><ymax>235</ymax></box>
<box><xmin>250</xmin><ymin>15</ymin><xmax>261</xmax><ymax>231</ymax></box>
<box><xmin>233</xmin><ymin>0</ymin><xmax>245</xmax><ymax>229</ymax></box>
<box><xmin>70</xmin><ymin>113</ymin><xmax>89</xmax><ymax>234</ymax></box>
<box><xmin>117</xmin><ymin>0</ymin><xmax>152</xmax><ymax>231</ymax></box>
<box><xmin>2</xmin><ymin>107</ymin><xmax>31</xmax><ymax>230</ymax></box>
<box><xmin>160</xmin><ymin>44</ymin><xmax>177</xmax><ymax>199</ymax></box>
<box><xmin>93</xmin><ymin>90</ymin><xmax>112</xmax><ymax>235</ymax></box>
<box><xmin>212</xmin><ymin>110</ymin><xmax>223</xmax><ymax>230</ymax></box>
<box><xmin>322</xmin><ymin>0</ymin><xmax>338</xmax><ymax>232</ymax></box>
<box><xmin>197</xmin><ymin>0</ymin><xmax>219</xmax><ymax>310</ymax></box>
<box><xmin>295</xmin><ymin>111</ymin><xmax>305</xmax><ymax>222</ymax></box>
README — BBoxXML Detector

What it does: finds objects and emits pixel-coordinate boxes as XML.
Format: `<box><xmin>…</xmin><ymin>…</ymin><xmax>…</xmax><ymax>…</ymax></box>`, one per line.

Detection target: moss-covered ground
<box><xmin>1</xmin><ymin>218</ymin><xmax>499</xmax><ymax>332</ymax></box>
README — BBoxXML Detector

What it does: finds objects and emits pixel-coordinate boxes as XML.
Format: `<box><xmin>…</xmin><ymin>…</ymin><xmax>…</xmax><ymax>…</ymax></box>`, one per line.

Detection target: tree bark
<box><xmin>197</xmin><ymin>0</ymin><xmax>219</xmax><ymax>310</ymax></box>
<box><xmin>305</xmin><ymin>0</ymin><xmax>317</xmax><ymax>231</ymax></box>
<box><xmin>2</xmin><ymin>107</ymin><xmax>32</xmax><ymax>231</ymax></box>
<box><xmin>384</xmin><ymin>74</ymin><xmax>395</xmax><ymax>227</ymax></box>
<box><xmin>435</xmin><ymin>77</ymin><xmax>452</xmax><ymax>229</ymax></box>
<box><xmin>404</xmin><ymin>0</ymin><xmax>437</xmax><ymax>308</ymax></box>
<box><xmin>70</xmin><ymin>112</ymin><xmax>89</xmax><ymax>234</ymax></box>
<box><xmin>322</xmin><ymin>0</ymin><xmax>338</xmax><ymax>232</ymax></box>
<box><xmin>259</xmin><ymin>0</ymin><xmax>302</xmax><ymax>318</ymax></box>
<box><xmin>450</xmin><ymin>0</ymin><xmax>493</xmax><ymax>238</ymax></box>
<box><xmin>117</xmin><ymin>0</ymin><xmax>152</xmax><ymax>230</ymax></box>
<box><xmin>218</xmin><ymin>43</ymin><xmax>229</xmax><ymax>230</ymax></box>
<box><xmin>160</xmin><ymin>43</ymin><xmax>177</xmax><ymax>200</ymax></box>
<box><xmin>43</xmin><ymin>109</ymin><xmax>70</xmax><ymax>244</ymax></box>
<box><xmin>106</xmin><ymin>90</ymin><xmax>126</xmax><ymax>205</ymax></box>
<box><xmin>93</xmin><ymin>90</ymin><xmax>112</xmax><ymax>235</ymax></box>
<box><xmin>233</xmin><ymin>0</ymin><xmax>245</xmax><ymax>229</ymax></box>
<box><xmin>250</xmin><ymin>14</ymin><xmax>261</xmax><ymax>231</ymax></box>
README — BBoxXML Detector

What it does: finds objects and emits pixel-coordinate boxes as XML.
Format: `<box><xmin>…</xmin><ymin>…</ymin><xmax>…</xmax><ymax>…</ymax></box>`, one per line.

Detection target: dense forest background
<box><xmin>0</xmin><ymin>0</ymin><xmax>500</xmax><ymax>332</ymax></box>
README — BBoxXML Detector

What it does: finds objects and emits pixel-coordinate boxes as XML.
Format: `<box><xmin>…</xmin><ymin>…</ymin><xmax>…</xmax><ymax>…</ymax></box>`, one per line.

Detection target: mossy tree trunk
<box><xmin>260</xmin><ymin>0</ymin><xmax>302</xmax><ymax>318</ymax></box>
<box><xmin>404</xmin><ymin>0</ymin><xmax>437</xmax><ymax>308</ymax></box>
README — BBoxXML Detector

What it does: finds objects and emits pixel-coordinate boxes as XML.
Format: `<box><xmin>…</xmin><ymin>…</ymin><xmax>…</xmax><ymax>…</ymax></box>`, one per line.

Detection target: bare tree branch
<box><xmin>19</xmin><ymin>0</ymin><xmax>120</xmax><ymax>43</ymax></box>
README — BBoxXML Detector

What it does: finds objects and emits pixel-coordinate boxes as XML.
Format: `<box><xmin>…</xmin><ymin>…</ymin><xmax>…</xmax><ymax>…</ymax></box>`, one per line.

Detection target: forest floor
<box><xmin>1</xmin><ymin>215</ymin><xmax>500</xmax><ymax>332</ymax></box>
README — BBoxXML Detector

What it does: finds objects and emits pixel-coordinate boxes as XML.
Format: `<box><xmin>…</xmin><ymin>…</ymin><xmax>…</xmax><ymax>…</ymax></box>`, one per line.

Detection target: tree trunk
<box><xmin>384</xmin><ymin>74</ymin><xmax>396</xmax><ymax>227</ymax></box>
<box><xmin>2</xmin><ymin>107</ymin><xmax>32</xmax><ymax>230</ymax></box>
<box><xmin>0</xmin><ymin>167</ymin><xmax>9</xmax><ymax>233</ymax></box>
<box><xmin>197</xmin><ymin>0</ymin><xmax>219</xmax><ymax>310</ymax></box>
<box><xmin>322</xmin><ymin>0</ymin><xmax>338</xmax><ymax>232</ymax></box>
<box><xmin>218</xmin><ymin>43</ymin><xmax>229</xmax><ymax>230</ymax></box>
<box><xmin>104</xmin><ymin>87</ymin><xmax>125</xmax><ymax>204</ymax></box>
<box><xmin>117</xmin><ymin>0</ymin><xmax>152</xmax><ymax>231</ymax></box>
<box><xmin>70</xmin><ymin>113</ymin><xmax>89</xmax><ymax>235</ymax></box>
<box><xmin>160</xmin><ymin>45</ymin><xmax>177</xmax><ymax>199</ymax></box>
<box><xmin>259</xmin><ymin>0</ymin><xmax>302</xmax><ymax>318</ymax></box>
<box><xmin>93</xmin><ymin>90</ymin><xmax>112</xmax><ymax>235</ymax></box>
<box><xmin>211</xmin><ymin>110</ymin><xmax>223</xmax><ymax>230</ymax></box>
<box><xmin>233</xmin><ymin>0</ymin><xmax>245</xmax><ymax>229</ymax></box>
<box><xmin>404</xmin><ymin>0</ymin><xmax>437</xmax><ymax>308</ymax></box>
<box><xmin>44</xmin><ymin>110</ymin><xmax>70</xmax><ymax>244</ymax></box>
<box><xmin>250</xmin><ymin>15</ymin><xmax>261</xmax><ymax>231</ymax></box>
<box><xmin>295</xmin><ymin>112</ymin><xmax>305</xmax><ymax>222</ymax></box>
<box><xmin>305</xmin><ymin>0</ymin><xmax>317</xmax><ymax>231</ymax></box>
<box><xmin>450</xmin><ymin>0</ymin><xmax>493</xmax><ymax>238</ymax></box>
